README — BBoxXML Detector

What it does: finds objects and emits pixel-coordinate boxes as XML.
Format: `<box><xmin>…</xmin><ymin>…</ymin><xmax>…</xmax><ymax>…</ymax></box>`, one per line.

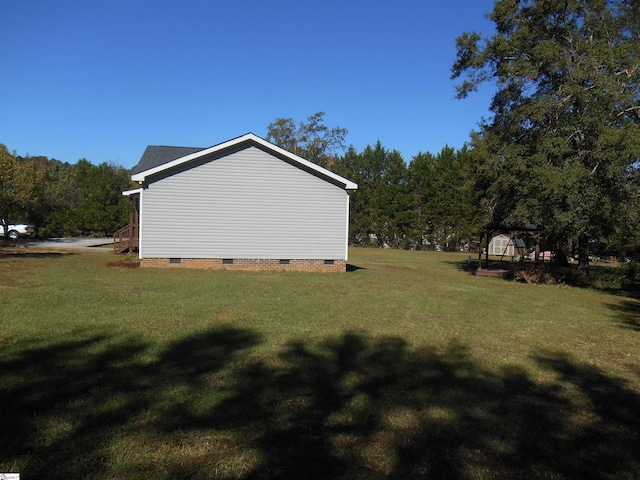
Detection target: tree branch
<box><xmin>617</xmin><ymin>105</ymin><xmax>640</xmax><ymax>117</ymax></box>
<box><xmin>615</xmin><ymin>64</ymin><xmax>639</xmax><ymax>78</ymax></box>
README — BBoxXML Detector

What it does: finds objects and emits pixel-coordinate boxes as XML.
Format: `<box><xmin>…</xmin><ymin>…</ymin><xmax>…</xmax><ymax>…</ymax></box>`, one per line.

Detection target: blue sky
<box><xmin>1</xmin><ymin>0</ymin><xmax>497</xmax><ymax>169</ymax></box>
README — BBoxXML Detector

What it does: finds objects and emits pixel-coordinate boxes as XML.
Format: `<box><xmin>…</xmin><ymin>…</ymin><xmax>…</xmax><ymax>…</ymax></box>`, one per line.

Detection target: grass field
<box><xmin>1</xmin><ymin>246</ymin><xmax>639</xmax><ymax>479</ymax></box>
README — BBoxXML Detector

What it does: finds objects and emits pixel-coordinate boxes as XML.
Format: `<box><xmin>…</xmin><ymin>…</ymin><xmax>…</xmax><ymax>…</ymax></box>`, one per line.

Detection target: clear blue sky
<box><xmin>1</xmin><ymin>0</ymin><xmax>497</xmax><ymax>169</ymax></box>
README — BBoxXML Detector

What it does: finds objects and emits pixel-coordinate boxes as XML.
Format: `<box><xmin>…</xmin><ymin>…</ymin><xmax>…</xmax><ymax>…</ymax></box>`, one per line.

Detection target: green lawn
<box><xmin>1</xmin><ymin>247</ymin><xmax>639</xmax><ymax>479</ymax></box>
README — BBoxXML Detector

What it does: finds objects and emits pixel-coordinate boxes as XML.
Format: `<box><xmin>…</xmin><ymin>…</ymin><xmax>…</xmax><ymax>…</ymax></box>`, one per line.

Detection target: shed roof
<box><xmin>130</xmin><ymin>133</ymin><xmax>358</xmax><ymax>190</ymax></box>
<box><xmin>491</xmin><ymin>234</ymin><xmax>526</xmax><ymax>247</ymax></box>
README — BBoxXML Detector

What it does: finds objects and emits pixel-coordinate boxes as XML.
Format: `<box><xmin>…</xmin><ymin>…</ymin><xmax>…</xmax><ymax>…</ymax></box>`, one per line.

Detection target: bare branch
<box><xmin>617</xmin><ymin>105</ymin><xmax>640</xmax><ymax>117</ymax></box>
<box><xmin>615</xmin><ymin>64</ymin><xmax>640</xmax><ymax>78</ymax></box>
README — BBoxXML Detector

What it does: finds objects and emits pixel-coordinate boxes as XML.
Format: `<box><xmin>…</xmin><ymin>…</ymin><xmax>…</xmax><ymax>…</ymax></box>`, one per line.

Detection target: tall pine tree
<box><xmin>452</xmin><ymin>0</ymin><xmax>640</xmax><ymax>267</ymax></box>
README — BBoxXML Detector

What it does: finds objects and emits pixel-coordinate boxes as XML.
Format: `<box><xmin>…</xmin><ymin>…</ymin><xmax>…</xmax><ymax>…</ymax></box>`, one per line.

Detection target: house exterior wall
<box><xmin>140</xmin><ymin>258</ymin><xmax>346</xmax><ymax>272</ymax></box>
<box><xmin>139</xmin><ymin>146</ymin><xmax>349</xmax><ymax>261</ymax></box>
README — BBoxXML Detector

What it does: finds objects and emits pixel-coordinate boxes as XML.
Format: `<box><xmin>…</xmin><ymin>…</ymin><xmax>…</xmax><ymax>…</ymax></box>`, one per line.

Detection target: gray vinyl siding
<box><xmin>140</xmin><ymin>146</ymin><xmax>349</xmax><ymax>259</ymax></box>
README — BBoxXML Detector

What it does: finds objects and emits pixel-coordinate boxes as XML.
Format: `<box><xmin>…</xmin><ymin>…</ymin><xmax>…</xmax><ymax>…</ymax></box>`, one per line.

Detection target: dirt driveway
<box><xmin>22</xmin><ymin>237</ymin><xmax>114</xmax><ymax>250</ymax></box>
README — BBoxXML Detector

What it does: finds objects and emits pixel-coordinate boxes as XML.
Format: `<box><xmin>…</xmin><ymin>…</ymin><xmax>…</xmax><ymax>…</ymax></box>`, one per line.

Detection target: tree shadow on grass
<box><xmin>1</xmin><ymin>329</ymin><xmax>639</xmax><ymax>479</ymax></box>
<box><xmin>608</xmin><ymin>299</ymin><xmax>640</xmax><ymax>332</ymax></box>
<box><xmin>443</xmin><ymin>258</ymin><xmax>481</xmax><ymax>274</ymax></box>
<box><xmin>0</xmin><ymin>327</ymin><xmax>260</xmax><ymax>479</ymax></box>
<box><xmin>0</xmin><ymin>250</ymin><xmax>74</xmax><ymax>259</ymax></box>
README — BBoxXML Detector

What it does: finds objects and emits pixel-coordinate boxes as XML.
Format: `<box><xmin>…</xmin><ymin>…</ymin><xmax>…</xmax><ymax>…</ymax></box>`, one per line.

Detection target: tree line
<box><xmin>2</xmin><ymin>109</ymin><xmax>637</xmax><ymax>260</ymax></box>
<box><xmin>1</xmin><ymin>134</ymin><xmax>480</xmax><ymax>251</ymax></box>
<box><xmin>334</xmin><ymin>142</ymin><xmax>477</xmax><ymax>251</ymax></box>
<box><xmin>0</xmin><ymin>144</ymin><xmax>130</xmax><ymax>238</ymax></box>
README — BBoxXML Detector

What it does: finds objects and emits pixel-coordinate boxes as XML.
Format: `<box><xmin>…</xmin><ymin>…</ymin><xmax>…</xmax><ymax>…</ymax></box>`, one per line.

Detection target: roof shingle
<box><xmin>131</xmin><ymin>145</ymin><xmax>205</xmax><ymax>174</ymax></box>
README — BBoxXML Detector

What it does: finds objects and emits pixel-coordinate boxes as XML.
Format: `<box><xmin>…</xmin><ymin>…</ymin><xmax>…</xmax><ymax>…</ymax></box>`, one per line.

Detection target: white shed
<box><xmin>488</xmin><ymin>234</ymin><xmax>526</xmax><ymax>257</ymax></box>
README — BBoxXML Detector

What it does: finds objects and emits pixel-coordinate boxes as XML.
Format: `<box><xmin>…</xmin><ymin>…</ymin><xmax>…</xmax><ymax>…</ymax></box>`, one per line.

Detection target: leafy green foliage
<box><xmin>452</xmin><ymin>0</ymin><xmax>640</xmax><ymax>266</ymax></box>
<box><xmin>335</xmin><ymin>142</ymin><xmax>414</xmax><ymax>248</ymax></box>
<box><xmin>407</xmin><ymin>146</ymin><xmax>475</xmax><ymax>250</ymax></box>
<box><xmin>22</xmin><ymin>159</ymin><xmax>76</xmax><ymax>236</ymax></box>
<box><xmin>266</xmin><ymin>112</ymin><xmax>348</xmax><ymax>168</ymax></box>
<box><xmin>0</xmin><ymin>145</ymin><xmax>19</xmax><ymax>233</ymax></box>
<box><xmin>0</xmin><ymin>144</ymin><xmax>34</xmax><ymax>235</ymax></box>
<box><xmin>334</xmin><ymin>143</ymin><xmax>480</xmax><ymax>251</ymax></box>
<box><xmin>70</xmin><ymin>159</ymin><xmax>130</xmax><ymax>235</ymax></box>
<box><xmin>1</xmin><ymin>147</ymin><xmax>131</xmax><ymax>237</ymax></box>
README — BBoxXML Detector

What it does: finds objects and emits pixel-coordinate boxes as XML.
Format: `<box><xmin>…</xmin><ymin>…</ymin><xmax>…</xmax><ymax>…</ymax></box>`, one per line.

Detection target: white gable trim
<box><xmin>131</xmin><ymin>133</ymin><xmax>358</xmax><ymax>190</ymax></box>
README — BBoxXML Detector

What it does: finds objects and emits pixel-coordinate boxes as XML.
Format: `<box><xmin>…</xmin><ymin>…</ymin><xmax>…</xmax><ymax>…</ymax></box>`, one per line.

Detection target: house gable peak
<box><xmin>131</xmin><ymin>133</ymin><xmax>357</xmax><ymax>190</ymax></box>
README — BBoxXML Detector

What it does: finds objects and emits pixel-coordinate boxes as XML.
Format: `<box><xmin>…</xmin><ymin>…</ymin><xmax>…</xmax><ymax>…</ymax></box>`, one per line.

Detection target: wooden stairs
<box><xmin>113</xmin><ymin>223</ymin><xmax>139</xmax><ymax>254</ymax></box>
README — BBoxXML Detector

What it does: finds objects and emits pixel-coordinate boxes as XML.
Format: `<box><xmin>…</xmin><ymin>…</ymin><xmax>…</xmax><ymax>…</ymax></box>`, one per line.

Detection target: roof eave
<box><xmin>130</xmin><ymin>133</ymin><xmax>358</xmax><ymax>190</ymax></box>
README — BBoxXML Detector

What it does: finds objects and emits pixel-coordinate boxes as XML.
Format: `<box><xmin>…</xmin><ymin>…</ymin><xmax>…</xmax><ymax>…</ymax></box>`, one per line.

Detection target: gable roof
<box><xmin>130</xmin><ymin>133</ymin><xmax>358</xmax><ymax>190</ymax></box>
<box><xmin>131</xmin><ymin>145</ymin><xmax>205</xmax><ymax>175</ymax></box>
<box><xmin>490</xmin><ymin>233</ymin><xmax>526</xmax><ymax>247</ymax></box>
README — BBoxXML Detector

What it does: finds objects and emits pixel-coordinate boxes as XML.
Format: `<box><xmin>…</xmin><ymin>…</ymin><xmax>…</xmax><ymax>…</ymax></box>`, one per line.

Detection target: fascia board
<box><xmin>131</xmin><ymin>133</ymin><xmax>358</xmax><ymax>190</ymax></box>
<box><xmin>248</xmin><ymin>134</ymin><xmax>359</xmax><ymax>190</ymax></box>
<box><xmin>122</xmin><ymin>188</ymin><xmax>143</xmax><ymax>196</ymax></box>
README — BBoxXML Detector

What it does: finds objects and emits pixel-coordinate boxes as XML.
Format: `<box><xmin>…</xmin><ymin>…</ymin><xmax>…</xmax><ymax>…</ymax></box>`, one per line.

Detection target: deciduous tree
<box><xmin>0</xmin><ymin>144</ymin><xmax>31</xmax><ymax>237</ymax></box>
<box><xmin>22</xmin><ymin>159</ymin><xmax>75</xmax><ymax>236</ymax></box>
<box><xmin>72</xmin><ymin>159</ymin><xmax>130</xmax><ymax>235</ymax></box>
<box><xmin>266</xmin><ymin>112</ymin><xmax>348</xmax><ymax>169</ymax></box>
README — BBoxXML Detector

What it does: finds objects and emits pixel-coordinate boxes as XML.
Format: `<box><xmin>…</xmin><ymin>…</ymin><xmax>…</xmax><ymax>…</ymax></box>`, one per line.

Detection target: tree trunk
<box><xmin>484</xmin><ymin>231</ymin><xmax>491</xmax><ymax>268</ymax></box>
<box><xmin>554</xmin><ymin>248</ymin><xmax>570</xmax><ymax>267</ymax></box>
<box><xmin>578</xmin><ymin>235</ymin><xmax>590</xmax><ymax>271</ymax></box>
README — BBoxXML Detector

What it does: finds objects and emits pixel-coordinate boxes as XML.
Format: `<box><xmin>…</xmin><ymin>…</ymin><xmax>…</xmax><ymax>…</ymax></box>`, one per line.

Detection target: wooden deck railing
<box><xmin>113</xmin><ymin>223</ymin><xmax>139</xmax><ymax>254</ymax></box>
